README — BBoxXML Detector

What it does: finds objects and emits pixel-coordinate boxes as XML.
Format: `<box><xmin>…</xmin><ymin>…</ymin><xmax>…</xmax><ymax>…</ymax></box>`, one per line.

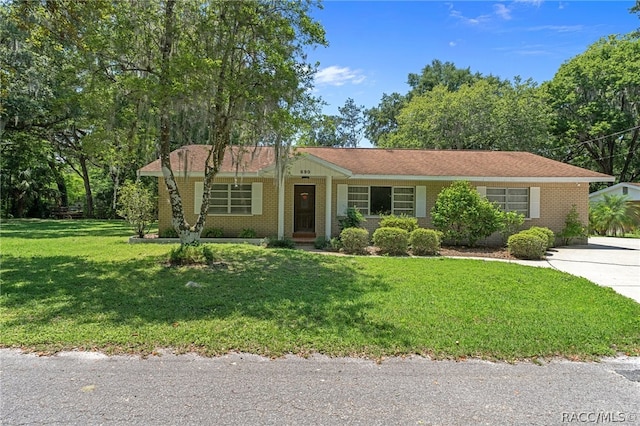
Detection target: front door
<box><xmin>294</xmin><ymin>185</ymin><xmax>315</xmax><ymax>234</ymax></box>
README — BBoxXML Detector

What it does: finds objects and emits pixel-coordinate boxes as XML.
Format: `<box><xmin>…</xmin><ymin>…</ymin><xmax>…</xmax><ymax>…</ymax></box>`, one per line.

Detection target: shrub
<box><xmin>409</xmin><ymin>228</ymin><xmax>441</xmax><ymax>256</ymax></box>
<box><xmin>314</xmin><ymin>236</ymin><xmax>330</xmax><ymax>250</ymax></box>
<box><xmin>338</xmin><ymin>207</ymin><xmax>366</xmax><ymax>230</ymax></box>
<box><xmin>263</xmin><ymin>236</ymin><xmax>296</xmax><ymax>249</ymax></box>
<box><xmin>527</xmin><ymin>226</ymin><xmax>555</xmax><ymax>249</ymax></box>
<box><xmin>431</xmin><ymin>181</ymin><xmax>502</xmax><ymax>246</ymax></box>
<box><xmin>508</xmin><ymin>232</ymin><xmax>547</xmax><ymax>260</ymax></box>
<box><xmin>589</xmin><ymin>196</ymin><xmax>637</xmax><ymax>237</ymax></box>
<box><xmin>202</xmin><ymin>227</ymin><xmax>223</xmax><ymax>238</ymax></box>
<box><xmin>498</xmin><ymin>210</ymin><xmax>525</xmax><ymax>245</ymax></box>
<box><xmin>168</xmin><ymin>244</ymin><xmax>214</xmax><ymax>266</ymax></box>
<box><xmin>238</xmin><ymin>228</ymin><xmax>257</xmax><ymax>238</ymax></box>
<box><xmin>561</xmin><ymin>205</ymin><xmax>588</xmax><ymax>245</ymax></box>
<box><xmin>340</xmin><ymin>227</ymin><xmax>369</xmax><ymax>255</ymax></box>
<box><xmin>372</xmin><ymin>227</ymin><xmax>409</xmax><ymax>256</ymax></box>
<box><xmin>379</xmin><ymin>214</ymin><xmax>418</xmax><ymax>232</ymax></box>
<box><xmin>329</xmin><ymin>237</ymin><xmax>343</xmax><ymax>251</ymax></box>
<box><xmin>159</xmin><ymin>227</ymin><xmax>178</xmax><ymax>238</ymax></box>
<box><xmin>116</xmin><ymin>180</ymin><xmax>156</xmax><ymax>238</ymax></box>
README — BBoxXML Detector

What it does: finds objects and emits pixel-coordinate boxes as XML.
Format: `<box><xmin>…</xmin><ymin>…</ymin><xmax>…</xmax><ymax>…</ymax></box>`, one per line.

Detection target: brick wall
<box><xmin>158</xmin><ymin>177</ymin><xmax>589</xmax><ymax>244</ymax></box>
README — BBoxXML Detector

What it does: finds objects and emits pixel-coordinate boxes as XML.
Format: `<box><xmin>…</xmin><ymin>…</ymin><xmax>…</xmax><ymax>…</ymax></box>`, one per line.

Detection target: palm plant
<box><xmin>589</xmin><ymin>194</ymin><xmax>640</xmax><ymax>236</ymax></box>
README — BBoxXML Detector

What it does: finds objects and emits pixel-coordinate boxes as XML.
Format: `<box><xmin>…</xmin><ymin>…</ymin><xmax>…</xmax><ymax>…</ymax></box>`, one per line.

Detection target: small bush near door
<box><xmin>340</xmin><ymin>228</ymin><xmax>369</xmax><ymax>254</ymax></box>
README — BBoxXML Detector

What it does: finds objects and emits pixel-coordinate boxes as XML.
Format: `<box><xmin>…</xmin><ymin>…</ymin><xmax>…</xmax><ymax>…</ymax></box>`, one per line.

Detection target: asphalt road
<box><xmin>2</xmin><ymin>349</ymin><xmax>638</xmax><ymax>425</ymax></box>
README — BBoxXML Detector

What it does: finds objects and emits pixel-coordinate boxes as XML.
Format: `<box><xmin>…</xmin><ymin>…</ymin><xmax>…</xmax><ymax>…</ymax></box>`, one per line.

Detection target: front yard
<box><xmin>1</xmin><ymin>220</ymin><xmax>638</xmax><ymax>360</ymax></box>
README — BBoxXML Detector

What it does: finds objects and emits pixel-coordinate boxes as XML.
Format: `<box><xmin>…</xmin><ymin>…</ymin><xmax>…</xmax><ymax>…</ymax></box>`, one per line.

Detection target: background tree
<box><xmin>382</xmin><ymin>78</ymin><xmax>551</xmax><ymax>151</ymax></box>
<box><xmin>336</xmin><ymin>98</ymin><xmax>364</xmax><ymax>147</ymax></box>
<box><xmin>300</xmin><ymin>97</ymin><xmax>364</xmax><ymax>147</ymax></box>
<box><xmin>364</xmin><ymin>92</ymin><xmax>404</xmax><ymax>146</ymax></box>
<box><xmin>365</xmin><ymin>60</ymin><xmax>505</xmax><ymax>146</ymax></box>
<box><xmin>406</xmin><ymin>59</ymin><xmax>488</xmax><ymax>96</ymax></box>
<box><xmin>544</xmin><ymin>34</ymin><xmax>640</xmax><ymax>183</ymax></box>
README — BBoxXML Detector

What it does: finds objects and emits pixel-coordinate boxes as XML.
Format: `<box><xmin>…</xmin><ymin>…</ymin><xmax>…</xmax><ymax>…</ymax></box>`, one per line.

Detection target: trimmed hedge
<box><xmin>409</xmin><ymin>228</ymin><xmax>441</xmax><ymax>256</ymax></box>
<box><xmin>508</xmin><ymin>231</ymin><xmax>547</xmax><ymax>260</ymax></box>
<box><xmin>373</xmin><ymin>227</ymin><xmax>409</xmax><ymax>256</ymax></box>
<box><xmin>526</xmin><ymin>226</ymin><xmax>555</xmax><ymax>249</ymax></box>
<box><xmin>379</xmin><ymin>214</ymin><xmax>418</xmax><ymax>232</ymax></box>
<box><xmin>340</xmin><ymin>227</ymin><xmax>370</xmax><ymax>255</ymax></box>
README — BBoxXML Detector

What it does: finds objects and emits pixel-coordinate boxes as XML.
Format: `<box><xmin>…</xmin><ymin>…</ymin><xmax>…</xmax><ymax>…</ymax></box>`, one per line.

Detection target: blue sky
<box><xmin>307</xmin><ymin>0</ymin><xmax>639</xmax><ymax>120</ymax></box>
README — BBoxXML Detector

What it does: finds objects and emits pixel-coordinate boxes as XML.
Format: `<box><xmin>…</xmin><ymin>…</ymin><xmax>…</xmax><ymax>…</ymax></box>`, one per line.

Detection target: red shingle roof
<box><xmin>138</xmin><ymin>145</ymin><xmax>613</xmax><ymax>180</ymax></box>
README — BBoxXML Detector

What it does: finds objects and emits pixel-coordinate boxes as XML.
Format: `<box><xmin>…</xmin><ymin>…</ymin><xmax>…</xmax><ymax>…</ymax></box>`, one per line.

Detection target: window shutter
<box><xmin>476</xmin><ymin>186</ymin><xmax>487</xmax><ymax>197</ymax></box>
<box><xmin>194</xmin><ymin>182</ymin><xmax>204</xmax><ymax>214</ymax></box>
<box><xmin>251</xmin><ymin>182</ymin><xmax>263</xmax><ymax>215</ymax></box>
<box><xmin>337</xmin><ymin>184</ymin><xmax>348</xmax><ymax>216</ymax></box>
<box><xmin>415</xmin><ymin>186</ymin><xmax>427</xmax><ymax>218</ymax></box>
<box><xmin>529</xmin><ymin>187</ymin><xmax>540</xmax><ymax>219</ymax></box>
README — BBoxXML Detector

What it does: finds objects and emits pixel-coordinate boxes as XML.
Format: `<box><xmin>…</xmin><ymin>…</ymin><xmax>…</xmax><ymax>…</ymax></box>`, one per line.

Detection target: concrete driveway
<box><xmin>543</xmin><ymin>237</ymin><xmax>640</xmax><ymax>303</ymax></box>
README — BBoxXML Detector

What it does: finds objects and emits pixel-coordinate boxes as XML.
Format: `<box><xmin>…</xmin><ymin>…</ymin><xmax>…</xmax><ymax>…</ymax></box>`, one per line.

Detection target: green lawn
<box><xmin>1</xmin><ymin>219</ymin><xmax>638</xmax><ymax>360</ymax></box>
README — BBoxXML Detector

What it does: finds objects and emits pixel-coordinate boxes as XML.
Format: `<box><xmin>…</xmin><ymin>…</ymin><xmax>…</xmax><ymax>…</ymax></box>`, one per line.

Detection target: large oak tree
<box><xmin>25</xmin><ymin>0</ymin><xmax>325</xmax><ymax>243</ymax></box>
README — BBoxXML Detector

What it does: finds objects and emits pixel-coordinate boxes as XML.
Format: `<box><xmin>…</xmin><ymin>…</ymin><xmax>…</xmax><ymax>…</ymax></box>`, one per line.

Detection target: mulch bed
<box><xmin>438</xmin><ymin>245</ymin><xmax>515</xmax><ymax>260</ymax></box>
<box><xmin>361</xmin><ymin>245</ymin><xmax>515</xmax><ymax>259</ymax></box>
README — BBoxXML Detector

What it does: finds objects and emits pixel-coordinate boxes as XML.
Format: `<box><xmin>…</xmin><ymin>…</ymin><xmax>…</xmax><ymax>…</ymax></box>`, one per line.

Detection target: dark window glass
<box><xmin>370</xmin><ymin>186</ymin><xmax>391</xmax><ymax>215</ymax></box>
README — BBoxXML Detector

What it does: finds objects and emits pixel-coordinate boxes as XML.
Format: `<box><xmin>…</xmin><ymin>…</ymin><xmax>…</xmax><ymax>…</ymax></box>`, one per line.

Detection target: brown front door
<box><xmin>294</xmin><ymin>185</ymin><xmax>315</xmax><ymax>234</ymax></box>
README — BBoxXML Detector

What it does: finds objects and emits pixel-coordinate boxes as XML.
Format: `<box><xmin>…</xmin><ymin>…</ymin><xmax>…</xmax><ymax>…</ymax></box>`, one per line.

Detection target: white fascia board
<box><xmin>348</xmin><ymin>174</ymin><xmax>615</xmax><ymax>183</ymax></box>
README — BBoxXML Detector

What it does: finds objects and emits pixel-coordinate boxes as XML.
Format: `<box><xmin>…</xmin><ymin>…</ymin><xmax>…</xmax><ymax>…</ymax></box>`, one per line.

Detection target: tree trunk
<box><xmin>47</xmin><ymin>159</ymin><xmax>68</xmax><ymax>207</ymax></box>
<box><xmin>110</xmin><ymin>166</ymin><xmax>119</xmax><ymax>219</ymax></box>
<box><xmin>157</xmin><ymin>0</ymin><xmax>203</xmax><ymax>246</ymax></box>
<box><xmin>79</xmin><ymin>154</ymin><xmax>94</xmax><ymax>218</ymax></box>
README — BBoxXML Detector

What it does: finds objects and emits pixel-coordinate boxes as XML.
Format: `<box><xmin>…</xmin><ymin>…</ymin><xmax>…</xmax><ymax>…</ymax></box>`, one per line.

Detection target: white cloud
<box><xmin>314</xmin><ymin>66</ymin><xmax>366</xmax><ymax>87</ymax></box>
<box><xmin>494</xmin><ymin>4</ymin><xmax>512</xmax><ymax>20</ymax></box>
<box><xmin>449</xmin><ymin>8</ymin><xmax>492</xmax><ymax>25</ymax></box>
<box><xmin>449</xmin><ymin>3</ymin><xmax>513</xmax><ymax>26</ymax></box>
<box><xmin>515</xmin><ymin>0</ymin><xmax>544</xmax><ymax>6</ymax></box>
<box><xmin>527</xmin><ymin>25</ymin><xmax>584</xmax><ymax>33</ymax></box>
<box><xmin>449</xmin><ymin>41</ymin><xmax>457</xmax><ymax>47</ymax></box>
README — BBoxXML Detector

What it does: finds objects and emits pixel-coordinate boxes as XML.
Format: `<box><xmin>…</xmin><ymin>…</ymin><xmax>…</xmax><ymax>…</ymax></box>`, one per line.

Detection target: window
<box><xmin>623</xmin><ymin>187</ymin><xmax>628</xmax><ymax>195</ymax></box>
<box><xmin>209</xmin><ymin>184</ymin><xmax>252</xmax><ymax>214</ymax></box>
<box><xmin>347</xmin><ymin>186</ymin><xmax>415</xmax><ymax>216</ymax></box>
<box><xmin>486</xmin><ymin>188</ymin><xmax>529</xmax><ymax>217</ymax></box>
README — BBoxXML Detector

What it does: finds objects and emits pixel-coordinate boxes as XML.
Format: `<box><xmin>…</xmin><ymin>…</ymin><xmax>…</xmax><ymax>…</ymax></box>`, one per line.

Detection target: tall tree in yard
<box><xmin>31</xmin><ymin>0</ymin><xmax>325</xmax><ymax>244</ymax></box>
<box><xmin>545</xmin><ymin>34</ymin><xmax>640</xmax><ymax>183</ymax></box>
